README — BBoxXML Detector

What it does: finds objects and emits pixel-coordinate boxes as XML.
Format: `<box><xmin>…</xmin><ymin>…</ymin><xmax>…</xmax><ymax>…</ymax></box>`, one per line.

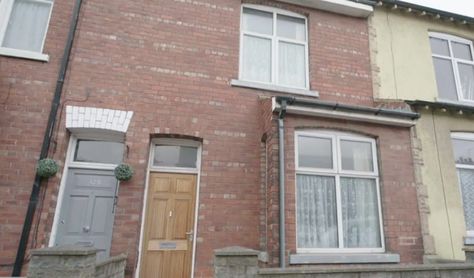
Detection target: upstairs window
<box><xmin>430</xmin><ymin>33</ymin><xmax>474</xmax><ymax>103</ymax></box>
<box><xmin>239</xmin><ymin>5</ymin><xmax>308</xmax><ymax>89</ymax></box>
<box><xmin>295</xmin><ymin>131</ymin><xmax>384</xmax><ymax>253</ymax></box>
<box><xmin>0</xmin><ymin>0</ymin><xmax>53</xmax><ymax>59</ymax></box>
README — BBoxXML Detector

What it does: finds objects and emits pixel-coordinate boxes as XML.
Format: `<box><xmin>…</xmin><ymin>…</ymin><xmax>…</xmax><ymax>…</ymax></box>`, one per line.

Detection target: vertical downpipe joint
<box><xmin>278</xmin><ymin>100</ymin><xmax>287</xmax><ymax>268</ymax></box>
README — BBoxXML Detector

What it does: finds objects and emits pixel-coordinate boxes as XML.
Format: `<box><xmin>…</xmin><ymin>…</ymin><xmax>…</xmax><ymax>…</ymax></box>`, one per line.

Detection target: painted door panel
<box><xmin>140</xmin><ymin>173</ymin><xmax>197</xmax><ymax>278</ymax></box>
<box><xmin>55</xmin><ymin>168</ymin><xmax>117</xmax><ymax>261</ymax></box>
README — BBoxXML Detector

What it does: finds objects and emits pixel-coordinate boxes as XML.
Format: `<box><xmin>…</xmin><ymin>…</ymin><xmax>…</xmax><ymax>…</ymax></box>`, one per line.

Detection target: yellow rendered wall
<box><xmin>370</xmin><ymin>8</ymin><xmax>474</xmax><ymax>101</ymax></box>
<box><xmin>416</xmin><ymin>109</ymin><xmax>474</xmax><ymax>260</ymax></box>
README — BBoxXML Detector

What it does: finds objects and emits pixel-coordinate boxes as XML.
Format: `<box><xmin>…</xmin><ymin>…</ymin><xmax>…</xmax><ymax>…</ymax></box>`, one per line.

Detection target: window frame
<box><xmin>239</xmin><ymin>4</ymin><xmax>310</xmax><ymax>90</ymax></box>
<box><xmin>68</xmin><ymin>137</ymin><xmax>125</xmax><ymax>170</ymax></box>
<box><xmin>294</xmin><ymin>130</ymin><xmax>385</xmax><ymax>253</ymax></box>
<box><xmin>0</xmin><ymin>0</ymin><xmax>53</xmax><ymax>61</ymax></box>
<box><xmin>451</xmin><ymin>132</ymin><xmax>474</xmax><ymax>237</ymax></box>
<box><xmin>430</xmin><ymin>32</ymin><xmax>474</xmax><ymax>104</ymax></box>
<box><xmin>149</xmin><ymin>138</ymin><xmax>201</xmax><ymax>174</ymax></box>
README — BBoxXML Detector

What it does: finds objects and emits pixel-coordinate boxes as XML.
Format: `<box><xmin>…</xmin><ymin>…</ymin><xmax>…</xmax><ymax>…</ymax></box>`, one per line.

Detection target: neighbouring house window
<box><xmin>430</xmin><ymin>33</ymin><xmax>474</xmax><ymax>102</ymax></box>
<box><xmin>0</xmin><ymin>0</ymin><xmax>53</xmax><ymax>53</ymax></box>
<box><xmin>451</xmin><ymin>133</ymin><xmax>474</xmax><ymax>236</ymax></box>
<box><xmin>239</xmin><ymin>5</ymin><xmax>308</xmax><ymax>89</ymax></box>
<box><xmin>295</xmin><ymin>131</ymin><xmax>384</xmax><ymax>252</ymax></box>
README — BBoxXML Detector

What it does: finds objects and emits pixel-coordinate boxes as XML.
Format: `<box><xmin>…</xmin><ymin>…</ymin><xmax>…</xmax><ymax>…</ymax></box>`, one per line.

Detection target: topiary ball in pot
<box><xmin>37</xmin><ymin>158</ymin><xmax>59</xmax><ymax>178</ymax></box>
<box><xmin>114</xmin><ymin>164</ymin><xmax>134</xmax><ymax>181</ymax></box>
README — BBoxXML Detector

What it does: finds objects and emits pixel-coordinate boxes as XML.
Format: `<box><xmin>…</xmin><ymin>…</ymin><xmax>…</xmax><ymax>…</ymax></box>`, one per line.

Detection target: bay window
<box><xmin>430</xmin><ymin>33</ymin><xmax>474</xmax><ymax>103</ymax></box>
<box><xmin>239</xmin><ymin>5</ymin><xmax>308</xmax><ymax>89</ymax></box>
<box><xmin>295</xmin><ymin>131</ymin><xmax>384</xmax><ymax>252</ymax></box>
<box><xmin>451</xmin><ymin>133</ymin><xmax>474</xmax><ymax>236</ymax></box>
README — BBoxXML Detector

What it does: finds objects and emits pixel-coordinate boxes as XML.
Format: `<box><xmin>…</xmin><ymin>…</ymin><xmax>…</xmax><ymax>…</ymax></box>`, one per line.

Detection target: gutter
<box><xmin>12</xmin><ymin>0</ymin><xmax>83</xmax><ymax>275</ymax></box>
<box><xmin>351</xmin><ymin>0</ymin><xmax>474</xmax><ymax>25</ymax></box>
<box><xmin>407</xmin><ymin>100</ymin><xmax>474</xmax><ymax>114</ymax></box>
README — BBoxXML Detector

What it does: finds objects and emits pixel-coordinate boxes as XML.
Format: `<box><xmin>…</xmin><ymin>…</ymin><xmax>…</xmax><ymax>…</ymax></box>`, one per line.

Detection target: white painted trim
<box><xmin>294</xmin><ymin>130</ymin><xmax>385</xmax><ymax>253</ymax></box>
<box><xmin>273</xmin><ymin>102</ymin><xmax>416</xmax><ymax>127</ymax></box>
<box><xmin>0</xmin><ymin>47</ymin><xmax>49</xmax><ymax>61</ymax></box>
<box><xmin>277</xmin><ymin>0</ymin><xmax>373</xmax><ymax>18</ymax></box>
<box><xmin>0</xmin><ymin>0</ymin><xmax>53</xmax><ymax>60</ymax></box>
<box><xmin>429</xmin><ymin>32</ymin><xmax>474</xmax><ymax>103</ymax></box>
<box><xmin>231</xmin><ymin>79</ymin><xmax>319</xmax><ymax>97</ymax></box>
<box><xmin>49</xmin><ymin>136</ymin><xmax>124</xmax><ymax>247</ymax></box>
<box><xmin>135</xmin><ymin>138</ymin><xmax>202</xmax><ymax>278</ymax></box>
<box><xmin>239</xmin><ymin>4</ymin><xmax>310</xmax><ymax>90</ymax></box>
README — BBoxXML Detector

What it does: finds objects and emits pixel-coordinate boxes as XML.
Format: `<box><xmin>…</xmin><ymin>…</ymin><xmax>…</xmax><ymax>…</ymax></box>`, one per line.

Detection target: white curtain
<box><xmin>241</xmin><ymin>35</ymin><xmax>271</xmax><ymax>83</ymax></box>
<box><xmin>278</xmin><ymin>41</ymin><xmax>305</xmax><ymax>88</ymax></box>
<box><xmin>340</xmin><ymin>177</ymin><xmax>381</xmax><ymax>248</ymax></box>
<box><xmin>3</xmin><ymin>0</ymin><xmax>51</xmax><ymax>52</ymax></box>
<box><xmin>297</xmin><ymin>175</ymin><xmax>338</xmax><ymax>248</ymax></box>
<box><xmin>458</xmin><ymin>63</ymin><xmax>474</xmax><ymax>101</ymax></box>
<box><xmin>458</xmin><ymin>169</ymin><xmax>474</xmax><ymax>231</ymax></box>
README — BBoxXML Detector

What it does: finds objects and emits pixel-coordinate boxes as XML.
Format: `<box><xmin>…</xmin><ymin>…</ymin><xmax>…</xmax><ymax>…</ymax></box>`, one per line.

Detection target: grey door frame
<box><xmin>49</xmin><ymin>135</ymin><xmax>121</xmax><ymax>250</ymax></box>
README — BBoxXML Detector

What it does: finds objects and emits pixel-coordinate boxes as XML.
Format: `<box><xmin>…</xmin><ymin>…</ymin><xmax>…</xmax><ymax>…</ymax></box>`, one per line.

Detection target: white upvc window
<box><xmin>429</xmin><ymin>32</ymin><xmax>474</xmax><ymax>103</ymax></box>
<box><xmin>295</xmin><ymin>130</ymin><xmax>384</xmax><ymax>253</ymax></box>
<box><xmin>239</xmin><ymin>4</ymin><xmax>309</xmax><ymax>90</ymax></box>
<box><xmin>0</xmin><ymin>0</ymin><xmax>53</xmax><ymax>61</ymax></box>
<box><xmin>451</xmin><ymin>133</ymin><xmax>474</xmax><ymax>236</ymax></box>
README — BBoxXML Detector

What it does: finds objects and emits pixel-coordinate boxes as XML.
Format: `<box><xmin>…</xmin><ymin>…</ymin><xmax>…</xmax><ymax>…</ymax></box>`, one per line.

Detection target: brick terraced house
<box><xmin>0</xmin><ymin>0</ymin><xmax>430</xmax><ymax>277</ymax></box>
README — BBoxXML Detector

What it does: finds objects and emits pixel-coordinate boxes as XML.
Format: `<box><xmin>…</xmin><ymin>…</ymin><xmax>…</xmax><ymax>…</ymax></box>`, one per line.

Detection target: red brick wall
<box><xmin>0</xmin><ymin>0</ymin><xmax>74</xmax><ymax>275</ymax></box>
<box><xmin>0</xmin><ymin>0</ymin><xmax>415</xmax><ymax>277</ymax></box>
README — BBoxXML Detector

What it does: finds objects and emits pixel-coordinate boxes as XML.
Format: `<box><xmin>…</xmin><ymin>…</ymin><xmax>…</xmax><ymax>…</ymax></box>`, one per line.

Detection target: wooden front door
<box><xmin>140</xmin><ymin>173</ymin><xmax>197</xmax><ymax>278</ymax></box>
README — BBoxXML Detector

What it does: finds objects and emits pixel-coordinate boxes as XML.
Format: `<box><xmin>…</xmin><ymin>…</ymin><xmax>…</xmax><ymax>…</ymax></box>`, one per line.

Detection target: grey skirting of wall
<box><xmin>27</xmin><ymin>245</ymin><xmax>126</xmax><ymax>278</ymax></box>
<box><xmin>215</xmin><ymin>246</ymin><xmax>474</xmax><ymax>278</ymax></box>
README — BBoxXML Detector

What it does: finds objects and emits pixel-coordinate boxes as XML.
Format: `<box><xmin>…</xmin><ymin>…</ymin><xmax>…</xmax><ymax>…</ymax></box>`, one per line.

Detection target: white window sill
<box><xmin>231</xmin><ymin>79</ymin><xmax>319</xmax><ymax>98</ymax></box>
<box><xmin>290</xmin><ymin>253</ymin><xmax>400</xmax><ymax>264</ymax></box>
<box><xmin>0</xmin><ymin>47</ymin><xmax>49</xmax><ymax>62</ymax></box>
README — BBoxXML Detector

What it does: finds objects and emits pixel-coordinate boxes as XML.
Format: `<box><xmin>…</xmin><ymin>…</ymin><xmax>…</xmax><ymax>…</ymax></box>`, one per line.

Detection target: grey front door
<box><xmin>55</xmin><ymin>168</ymin><xmax>117</xmax><ymax>260</ymax></box>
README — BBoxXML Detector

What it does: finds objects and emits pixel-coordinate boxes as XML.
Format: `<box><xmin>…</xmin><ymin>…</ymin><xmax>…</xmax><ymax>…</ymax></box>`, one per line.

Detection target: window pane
<box><xmin>153</xmin><ymin>145</ymin><xmax>198</xmax><ymax>168</ymax></box>
<box><xmin>452</xmin><ymin>42</ymin><xmax>473</xmax><ymax>61</ymax></box>
<box><xmin>341</xmin><ymin>177</ymin><xmax>381</xmax><ymax>248</ymax></box>
<box><xmin>433</xmin><ymin>57</ymin><xmax>458</xmax><ymax>101</ymax></box>
<box><xmin>458</xmin><ymin>63</ymin><xmax>474</xmax><ymax>100</ymax></box>
<box><xmin>298</xmin><ymin>136</ymin><xmax>332</xmax><ymax>169</ymax></box>
<box><xmin>241</xmin><ymin>35</ymin><xmax>271</xmax><ymax>83</ymax></box>
<box><xmin>277</xmin><ymin>14</ymin><xmax>306</xmax><ymax>41</ymax></box>
<box><xmin>74</xmin><ymin>140</ymin><xmax>124</xmax><ymax>164</ymax></box>
<box><xmin>3</xmin><ymin>0</ymin><xmax>51</xmax><ymax>52</ymax></box>
<box><xmin>297</xmin><ymin>175</ymin><xmax>338</xmax><ymax>248</ymax></box>
<box><xmin>242</xmin><ymin>7</ymin><xmax>273</xmax><ymax>35</ymax></box>
<box><xmin>341</xmin><ymin>140</ymin><xmax>374</xmax><ymax>172</ymax></box>
<box><xmin>458</xmin><ymin>169</ymin><xmax>474</xmax><ymax>231</ymax></box>
<box><xmin>452</xmin><ymin>138</ymin><xmax>474</xmax><ymax>165</ymax></box>
<box><xmin>430</xmin><ymin>37</ymin><xmax>450</xmax><ymax>56</ymax></box>
<box><xmin>278</xmin><ymin>42</ymin><xmax>306</xmax><ymax>88</ymax></box>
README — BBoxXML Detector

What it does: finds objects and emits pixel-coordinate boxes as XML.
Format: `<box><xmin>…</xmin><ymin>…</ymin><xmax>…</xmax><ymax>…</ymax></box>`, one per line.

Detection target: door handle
<box><xmin>186</xmin><ymin>230</ymin><xmax>194</xmax><ymax>241</ymax></box>
<box><xmin>83</xmin><ymin>226</ymin><xmax>90</xmax><ymax>233</ymax></box>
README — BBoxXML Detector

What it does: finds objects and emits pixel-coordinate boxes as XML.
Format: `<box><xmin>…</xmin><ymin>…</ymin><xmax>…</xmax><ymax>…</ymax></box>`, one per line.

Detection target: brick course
<box><xmin>0</xmin><ymin>0</ymin><xmax>422</xmax><ymax>277</ymax></box>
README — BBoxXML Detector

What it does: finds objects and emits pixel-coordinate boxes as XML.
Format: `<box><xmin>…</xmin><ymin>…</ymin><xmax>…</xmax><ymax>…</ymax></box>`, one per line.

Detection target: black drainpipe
<box><xmin>278</xmin><ymin>99</ymin><xmax>288</xmax><ymax>268</ymax></box>
<box><xmin>12</xmin><ymin>0</ymin><xmax>83</xmax><ymax>275</ymax></box>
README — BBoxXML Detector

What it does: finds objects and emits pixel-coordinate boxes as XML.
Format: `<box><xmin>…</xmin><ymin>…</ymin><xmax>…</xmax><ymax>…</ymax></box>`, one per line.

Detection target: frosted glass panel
<box><xmin>298</xmin><ymin>136</ymin><xmax>332</xmax><ymax>169</ymax></box>
<box><xmin>452</xmin><ymin>138</ymin><xmax>474</xmax><ymax>165</ymax></box>
<box><xmin>433</xmin><ymin>57</ymin><xmax>458</xmax><ymax>100</ymax></box>
<box><xmin>3</xmin><ymin>0</ymin><xmax>51</xmax><ymax>52</ymax></box>
<box><xmin>341</xmin><ymin>140</ymin><xmax>374</xmax><ymax>172</ymax></box>
<box><xmin>278</xmin><ymin>42</ymin><xmax>305</xmax><ymax>88</ymax></box>
<box><xmin>153</xmin><ymin>145</ymin><xmax>198</xmax><ymax>168</ymax></box>
<box><xmin>452</xmin><ymin>42</ymin><xmax>473</xmax><ymax>61</ymax></box>
<box><xmin>340</xmin><ymin>177</ymin><xmax>381</xmax><ymax>248</ymax></box>
<box><xmin>241</xmin><ymin>35</ymin><xmax>271</xmax><ymax>83</ymax></box>
<box><xmin>242</xmin><ymin>8</ymin><xmax>273</xmax><ymax>35</ymax></box>
<box><xmin>458</xmin><ymin>169</ymin><xmax>474</xmax><ymax>231</ymax></box>
<box><xmin>74</xmin><ymin>140</ymin><xmax>124</xmax><ymax>164</ymax></box>
<box><xmin>430</xmin><ymin>37</ymin><xmax>450</xmax><ymax>56</ymax></box>
<box><xmin>277</xmin><ymin>14</ymin><xmax>305</xmax><ymax>41</ymax></box>
<box><xmin>297</xmin><ymin>175</ymin><xmax>338</xmax><ymax>248</ymax></box>
<box><xmin>458</xmin><ymin>63</ymin><xmax>474</xmax><ymax>100</ymax></box>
